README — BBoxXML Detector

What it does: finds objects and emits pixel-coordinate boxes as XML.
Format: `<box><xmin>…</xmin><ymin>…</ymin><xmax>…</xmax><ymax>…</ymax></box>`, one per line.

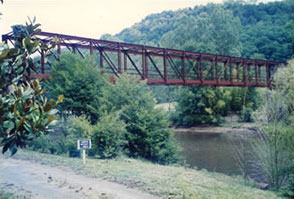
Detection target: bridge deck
<box><xmin>2</xmin><ymin>31</ymin><xmax>286</xmax><ymax>87</ymax></box>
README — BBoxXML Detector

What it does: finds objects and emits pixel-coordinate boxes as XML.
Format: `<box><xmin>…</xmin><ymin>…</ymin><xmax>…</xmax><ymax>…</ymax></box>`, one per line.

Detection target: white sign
<box><xmin>77</xmin><ymin>139</ymin><xmax>91</xmax><ymax>150</ymax></box>
<box><xmin>77</xmin><ymin>139</ymin><xmax>91</xmax><ymax>165</ymax></box>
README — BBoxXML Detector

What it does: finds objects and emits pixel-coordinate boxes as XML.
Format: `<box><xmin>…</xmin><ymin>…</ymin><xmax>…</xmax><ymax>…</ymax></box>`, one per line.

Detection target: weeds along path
<box><xmin>0</xmin><ymin>158</ymin><xmax>158</xmax><ymax>199</ymax></box>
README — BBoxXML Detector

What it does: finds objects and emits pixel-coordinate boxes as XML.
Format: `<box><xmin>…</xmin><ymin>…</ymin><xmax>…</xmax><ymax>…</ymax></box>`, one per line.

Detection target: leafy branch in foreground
<box><xmin>0</xmin><ymin>19</ymin><xmax>63</xmax><ymax>155</ymax></box>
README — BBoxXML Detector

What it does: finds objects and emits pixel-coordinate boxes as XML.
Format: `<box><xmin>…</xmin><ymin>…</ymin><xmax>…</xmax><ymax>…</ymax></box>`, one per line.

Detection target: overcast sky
<box><xmin>0</xmin><ymin>0</ymin><xmax>281</xmax><ymax>40</ymax></box>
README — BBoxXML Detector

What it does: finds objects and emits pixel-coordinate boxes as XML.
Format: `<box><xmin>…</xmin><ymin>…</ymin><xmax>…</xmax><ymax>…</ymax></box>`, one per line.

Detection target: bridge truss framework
<box><xmin>2</xmin><ymin>31</ymin><xmax>287</xmax><ymax>87</ymax></box>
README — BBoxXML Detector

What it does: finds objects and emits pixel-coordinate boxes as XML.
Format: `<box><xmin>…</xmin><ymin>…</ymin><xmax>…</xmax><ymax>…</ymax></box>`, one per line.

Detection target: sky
<box><xmin>0</xmin><ymin>0</ymin><xmax>281</xmax><ymax>40</ymax></box>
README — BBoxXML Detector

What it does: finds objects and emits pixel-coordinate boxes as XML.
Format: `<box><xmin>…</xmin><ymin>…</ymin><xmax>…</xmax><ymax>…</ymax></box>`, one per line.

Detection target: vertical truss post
<box><xmin>224</xmin><ymin>60</ymin><xmax>228</xmax><ymax>81</ymax></box>
<box><xmin>182</xmin><ymin>53</ymin><xmax>186</xmax><ymax>84</ymax></box>
<box><xmin>99</xmin><ymin>49</ymin><xmax>103</xmax><ymax>68</ymax></box>
<box><xmin>163</xmin><ymin>50</ymin><xmax>167</xmax><ymax>83</ymax></box>
<box><xmin>243</xmin><ymin>60</ymin><xmax>247</xmax><ymax>86</ymax></box>
<box><xmin>258</xmin><ymin>65</ymin><xmax>261</xmax><ymax>83</ymax></box>
<box><xmin>229</xmin><ymin>58</ymin><xmax>233</xmax><ymax>84</ymax></box>
<box><xmin>266</xmin><ymin>62</ymin><xmax>270</xmax><ymax>87</ymax></box>
<box><xmin>90</xmin><ymin>40</ymin><xmax>93</xmax><ymax>55</ymax></box>
<box><xmin>41</xmin><ymin>50</ymin><xmax>45</xmax><ymax>74</ymax></box>
<box><xmin>255</xmin><ymin>61</ymin><xmax>258</xmax><ymax>85</ymax></box>
<box><xmin>124</xmin><ymin>52</ymin><xmax>127</xmax><ymax>72</ymax></box>
<box><xmin>72</xmin><ymin>44</ymin><xmax>76</xmax><ymax>54</ymax></box>
<box><xmin>142</xmin><ymin>47</ymin><xmax>147</xmax><ymax>79</ymax></box>
<box><xmin>216</xmin><ymin>56</ymin><xmax>219</xmax><ymax>85</ymax></box>
<box><xmin>199</xmin><ymin>55</ymin><xmax>203</xmax><ymax>84</ymax></box>
<box><xmin>117</xmin><ymin>44</ymin><xmax>122</xmax><ymax>74</ymax></box>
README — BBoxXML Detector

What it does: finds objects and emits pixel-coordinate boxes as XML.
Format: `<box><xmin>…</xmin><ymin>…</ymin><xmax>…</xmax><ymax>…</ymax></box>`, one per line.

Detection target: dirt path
<box><xmin>0</xmin><ymin>158</ymin><xmax>158</xmax><ymax>199</ymax></box>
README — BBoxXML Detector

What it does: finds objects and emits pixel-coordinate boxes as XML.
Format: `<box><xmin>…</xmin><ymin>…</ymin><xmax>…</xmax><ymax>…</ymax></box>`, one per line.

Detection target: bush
<box><xmin>90</xmin><ymin>112</ymin><xmax>127</xmax><ymax>158</ymax></box>
<box><xmin>282</xmin><ymin>161</ymin><xmax>294</xmax><ymax>198</ymax></box>
<box><xmin>44</xmin><ymin>54</ymin><xmax>179</xmax><ymax>164</ymax></box>
<box><xmin>30</xmin><ymin>134</ymin><xmax>67</xmax><ymax>155</ymax></box>
<box><xmin>239</xmin><ymin>107</ymin><xmax>254</xmax><ymax>122</ymax></box>
<box><xmin>99</xmin><ymin>75</ymin><xmax>180</xmax><ymax>164</ymax></box>
<box><xmin>172</xmin><ymin>87</ymin><xmax>229</xmax><ymax>126</ymax></box>
<box><xmin>252</xmin><ymin>125</ymin><xmax>291</xmax><ymax>190</ymax></box>
<box><xmin>29</xmin><ymin>117</ymin><xmax>82</xmax><ymax>156</ymax></box>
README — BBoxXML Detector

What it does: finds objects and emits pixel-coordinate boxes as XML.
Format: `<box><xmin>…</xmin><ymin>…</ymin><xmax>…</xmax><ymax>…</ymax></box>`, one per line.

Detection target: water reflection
<box><xmin>174</xmin><ymin>131</ymin><xmax>265</xmax><ymax>181</ymax></box>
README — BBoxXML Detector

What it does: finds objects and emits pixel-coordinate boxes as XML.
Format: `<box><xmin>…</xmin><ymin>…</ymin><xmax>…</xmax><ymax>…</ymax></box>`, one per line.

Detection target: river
<box><xmin>174</xmin><ymin>128</ymin><xmax>266</xmax><ymax>182</ymax></box>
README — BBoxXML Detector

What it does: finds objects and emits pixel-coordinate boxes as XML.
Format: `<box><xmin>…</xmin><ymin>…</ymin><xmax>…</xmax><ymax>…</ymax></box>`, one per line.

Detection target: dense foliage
<box><xmin>45</xmin><ymin>54</ymin><xmax>105</xmax><ymax>124</ymax></box>
<box><xmin>40</xmin><ymin>55</ymin><xmax>179</xmax><ymax>164</ymax></box>
<box><xmin>99</xmin><ymin>75</ymin><xmax>179</xmax><ymax>163</ymax></box>
<box><xmin>114</xmin><ymin>0</ymin><xmax>293</xmax><ymax>62</ymax></box>
<box><xmin>250</xmin><ymin>60</ymin><xmax>294</xmax><ymax>193</ymax></box>
<box><xmin>0</xmin><ymin>21</ymin><xmax>62</xmax><ymax>155</ymax></box>
<box><xmin>105</xmin><ymin>0</ymin><xmax>293</xmax><ymax>126</ymax></box>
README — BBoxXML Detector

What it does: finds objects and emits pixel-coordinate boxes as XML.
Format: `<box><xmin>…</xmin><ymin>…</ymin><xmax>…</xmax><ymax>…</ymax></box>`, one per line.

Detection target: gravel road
<box><xmin>0</xmin><ymin>158</ymin><xmax>158</xmax><ymax>199</ymax></box>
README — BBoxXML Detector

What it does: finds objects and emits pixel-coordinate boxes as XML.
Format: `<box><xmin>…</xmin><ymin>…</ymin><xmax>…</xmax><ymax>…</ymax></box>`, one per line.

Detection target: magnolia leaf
<box><xmin>10</xmin><ymin>145</ymin><xmax>18</xmax><ymax>156</ymax></box>
<box><xmin>0</xmin><ymin>49</ymin><xmax>10</xmax><ymax>62</ymax></box>
<box><xmin>3</xmin><ymin>121</ymin><xmax>14</xmax><ymax>130</ymax></box>
<box><xmin>47</xmin><ymin>109</ymin><xmax>58</xmax><ymax>116</ymax></box>
<box><xmin>17</xmin><ymin>117</ymin><xmax>25</xmax><ymax>129</ymax></box>
<box><xmin>57</xmin><ymin>95</ymin><xmax>64</xmax><ymax>103</ymax></box>
<box><xmin>44</xmin><ymin>99</ymin><xmax>55</xmax><ymax>112</ymax></box>
<box><xmin>47</xmin><ymin>115</ymin><xmax>56</xmax><ymax>123</ymax></box>
<box><xmin>204</xmin><ymin>108</ymin><xmax>213</xmax><ymax>114</ymax></box>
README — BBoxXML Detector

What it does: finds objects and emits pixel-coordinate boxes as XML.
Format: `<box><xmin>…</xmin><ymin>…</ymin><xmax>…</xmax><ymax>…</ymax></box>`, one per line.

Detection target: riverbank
<box><xmin>1</xmin><ymin>150</ymin><xmax>282</xmax><ymax>199</ymax></box>
<box><xmin>173</xmin><ymin>117</ymin><xmax>261</xmax><ymax>135</ymax></box>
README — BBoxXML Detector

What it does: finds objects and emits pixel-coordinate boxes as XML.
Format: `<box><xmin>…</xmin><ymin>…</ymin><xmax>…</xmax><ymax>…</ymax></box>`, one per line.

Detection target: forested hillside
<box><xmin>104</xmin><ymin>0</ymin><xmax>294</xmax><ymax>62</ymax></box>
<box><xmin>100</xmin><ymin>0</ymin><xmax>294</xmax><ymax>125</ymax></box>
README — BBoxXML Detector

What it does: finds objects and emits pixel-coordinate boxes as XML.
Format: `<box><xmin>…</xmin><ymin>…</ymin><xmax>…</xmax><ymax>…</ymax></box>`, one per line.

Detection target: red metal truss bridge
<box><xmin>2</xmin><ymin>31</ymin><xmax>287</xmax><ymax>87</ymax></box>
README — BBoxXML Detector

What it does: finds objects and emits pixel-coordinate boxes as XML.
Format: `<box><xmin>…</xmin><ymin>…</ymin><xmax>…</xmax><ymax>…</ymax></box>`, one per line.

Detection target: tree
<box><xmin>172</xmin><ymin>87</ymin><xmax>231</xmax><ymax>126</ymax></box>
<box><xmin>0</xmin><ymin>20</ymin><xmax>62</xmax><ymax>155</ymax></box>
<box><xmin>99</xmin><ymin>75</ymin><xmax>179</xmax><ymax>164</ymax></box>
<box><xmin>45</xmin><ymin>53</ymin><xmax>106</xmax><ymax>124</ymax></box>
<box><xmin>161</xmin><ymin>6</ymin><xmax>245</xmax><ymax>126</ymax></box>
<box><xmin>251</xmin><ymin>60</ymin><xmax>294</xmax><ymax>192</ymax></box>
<box><xmin>160</xmin><ymin>6</ymin><xmax>242</xmax><ymax>56</ymax></box>
<box><xmin>274</xmin><ymin>60</ymin><xmax>294</xmax><ymax>122</ymax></box>
<box><xmin>90</xmin><ymin>112</ymin><xmax>127</xmax><ymax>158</ymax></box>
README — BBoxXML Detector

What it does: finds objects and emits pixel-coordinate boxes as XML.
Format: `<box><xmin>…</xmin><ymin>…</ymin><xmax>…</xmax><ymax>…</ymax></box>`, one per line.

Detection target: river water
<box><xmin>174</xmin><ymin>130</ymin><xmax>265</xmax><ymax>182</ymax></box>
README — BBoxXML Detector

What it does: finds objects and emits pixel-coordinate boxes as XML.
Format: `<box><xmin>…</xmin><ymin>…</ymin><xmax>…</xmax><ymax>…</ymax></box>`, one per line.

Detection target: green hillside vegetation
<box><xmin>102</xmin><ymin>0</ymin><xmax>293</xmax><ymax>125</ymax></box>
<box><xmin>112</xmin><ymin>0</ymin><xmax>293</xmax><ymax>62</ymax></box>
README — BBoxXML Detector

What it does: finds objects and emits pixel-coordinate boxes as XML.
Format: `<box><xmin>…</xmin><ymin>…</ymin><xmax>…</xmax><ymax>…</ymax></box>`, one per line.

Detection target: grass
<box><xmin>0</xmin><ymin>184</ymin><xmax>30</xmax><ymax>199</ymax></box>
<box><xmin>3</xmin><ymin>150</ymin><xmax>284</xmax><ymax>199</ymax></box>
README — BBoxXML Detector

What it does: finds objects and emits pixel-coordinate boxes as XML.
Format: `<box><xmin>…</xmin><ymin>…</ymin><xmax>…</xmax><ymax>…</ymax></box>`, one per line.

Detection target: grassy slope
<box><xmin>4</xmin><ymin>150</ymin><xmax>283</xmax><ymax>199</ymax></box>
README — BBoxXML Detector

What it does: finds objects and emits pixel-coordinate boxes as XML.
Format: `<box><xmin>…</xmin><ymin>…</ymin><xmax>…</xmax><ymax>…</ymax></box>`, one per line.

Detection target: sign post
<box><xmin>77</xmin><ymin>139</ymin><xmax>91</xmax><ymax>165</ymax></box>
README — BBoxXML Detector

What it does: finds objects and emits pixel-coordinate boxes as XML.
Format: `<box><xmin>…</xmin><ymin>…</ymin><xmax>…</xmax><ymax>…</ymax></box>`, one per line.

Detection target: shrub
<box><xmin>99</xmin><ymin>75</ymin><xmax>180</xmax><ymax>164</ymax></box>
<box><xmin>29</xmin><ymin>117</ymin><xmax>81</xmax><ymax>156</ymax></box>
<box><xmin>239</xmin><ymin>107</ymin><xmax>254</xmax><ymax>122</ymax></box>
<box><xmin>282</xmin><ymin>160</ymin><xmax>294</xmax><ymax>198</ymax></box>
<box><xmin>30</xmin><ymin>134</ymin><xmax>67</xmax><ymax>155</ymax></box>
<box><xmin>173</xmin><ymin>87</ymin><xmax>228</xmax><ymax>126</ymax></box>
<box><xmin>90</xmin><ymin>112</ymin><xmax>127</xmax><ymax>158</ymax></box>
<box><xmin>252</xmin><ymin>125</ymin><xmax>291</xmax><ymax>190</ymax></box>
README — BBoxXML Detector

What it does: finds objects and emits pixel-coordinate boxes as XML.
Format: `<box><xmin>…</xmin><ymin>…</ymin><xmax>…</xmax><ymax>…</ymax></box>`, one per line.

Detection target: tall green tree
<box><xmin>173</xmin><ymin>87</ymin><xmax>231</xmax><ymax>126</ymax></box>
<box><xmin>45</xmin><ymin>54</ymin><xmax>106</xmax><ymax>124</ymax></box>
<box><xmin>160</xmin><ymin>6</ymin><xmax>242</xmax><ymax>56</ymax></box>
<box><xmin>161</xmin><ymin>6</ymin><xmax>246</xmax><ymax>125</ymax></box>
<box><xmin>99</xmin><ymin>75</ymin><xmax>179</xmax><ymax>164</ymax></box>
